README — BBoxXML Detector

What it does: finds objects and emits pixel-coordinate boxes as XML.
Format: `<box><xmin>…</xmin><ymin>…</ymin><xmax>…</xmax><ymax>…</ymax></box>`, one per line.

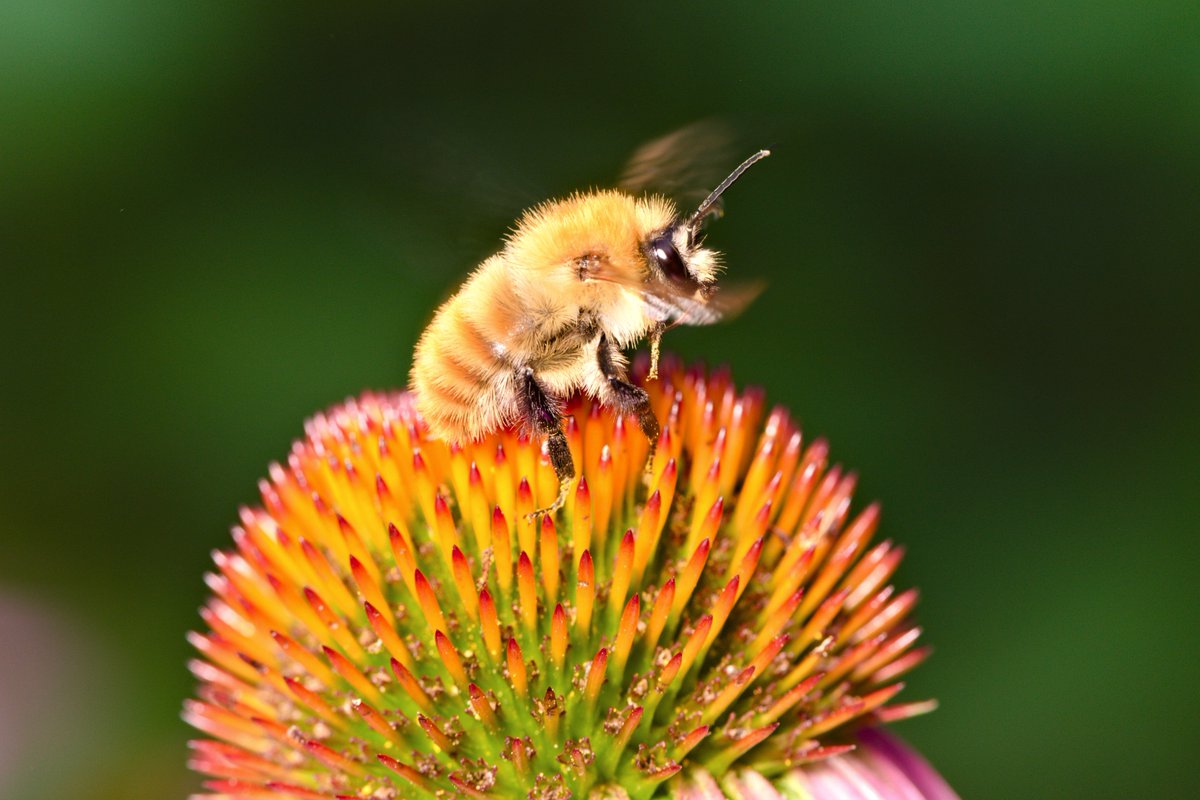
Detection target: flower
<box><xmin>184</xmin><ymin>356</ymin><xmax>956</xmax><ymax>799</ymax></box>
<box><xmin>679</xmin><ymin>728</ymin><xmax>958</xmax><ymax>800</ymax></box>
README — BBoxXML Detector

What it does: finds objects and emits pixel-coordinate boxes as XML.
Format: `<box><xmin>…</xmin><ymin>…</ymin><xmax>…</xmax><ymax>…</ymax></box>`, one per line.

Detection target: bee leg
<box><xmin>516</xmin><ymin>367</ymin><xmax>574</xmax><ymax>519</ymax></box>
<box><xmin>647</xmin><ymin>322</ymin><xmax>666</xmax><ymax>381</ymax></box>
<box><xmin>597</xmin><ymin>335</ymin><xmax>660</xmax><ymax>472</ymax></box>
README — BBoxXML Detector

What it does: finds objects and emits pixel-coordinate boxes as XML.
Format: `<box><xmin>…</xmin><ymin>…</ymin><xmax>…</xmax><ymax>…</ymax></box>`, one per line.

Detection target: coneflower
<box><xmin>184</xmin><ymin>356</ymin><xmax>957</xmax><ymax>799</ymax></box>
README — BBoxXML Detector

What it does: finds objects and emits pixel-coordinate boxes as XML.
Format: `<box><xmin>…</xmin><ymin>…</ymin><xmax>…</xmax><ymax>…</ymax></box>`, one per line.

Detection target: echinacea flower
<box><xmin>184</xmin><ymin>356</ymin><xmax>958</xmax><ymax>799</ymax></box>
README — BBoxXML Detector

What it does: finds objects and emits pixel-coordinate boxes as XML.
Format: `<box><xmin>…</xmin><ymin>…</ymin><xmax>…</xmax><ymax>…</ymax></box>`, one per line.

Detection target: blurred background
<box><xmin>2</xmin><ymin>2</ymin><xmax>1197</xmax><ymax>798</ymax></box>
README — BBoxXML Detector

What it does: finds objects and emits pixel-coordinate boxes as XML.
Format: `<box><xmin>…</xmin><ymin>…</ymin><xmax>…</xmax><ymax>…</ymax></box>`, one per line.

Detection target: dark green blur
<box><xmin>2</xmin><ymin>3</ymin><xmax>1197</xmax><ymax>798</ymax></box>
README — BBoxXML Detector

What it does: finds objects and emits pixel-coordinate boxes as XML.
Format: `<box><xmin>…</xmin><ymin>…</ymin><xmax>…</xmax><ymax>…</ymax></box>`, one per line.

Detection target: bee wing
<box><xmin>618</xmin><ymin>120</ymin><xmax>738</xmax><ymax>209</ymax></box>
<box><xmin>629</xmin><ymin>279</ymin><xmax>765</xmax><ymax>327</ymax></box>
<box><xmin>588</xmin><ymin>251</ymin><xmax>764</xmax><ymax>327</ymax></box>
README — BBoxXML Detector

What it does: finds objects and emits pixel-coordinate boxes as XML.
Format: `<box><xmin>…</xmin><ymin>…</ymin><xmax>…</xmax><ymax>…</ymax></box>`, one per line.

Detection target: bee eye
<box><xmin>649</xmin><ymin>235</ymin><xmax>688</xmax><ymax>281</ymax></box>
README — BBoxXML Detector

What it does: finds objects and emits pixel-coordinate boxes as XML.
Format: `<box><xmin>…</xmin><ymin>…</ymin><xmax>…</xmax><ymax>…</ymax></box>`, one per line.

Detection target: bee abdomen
<box><xmin>412</xmin><ymin>302</ymin><xmax>514</xmax><ymax>442</ymax></box>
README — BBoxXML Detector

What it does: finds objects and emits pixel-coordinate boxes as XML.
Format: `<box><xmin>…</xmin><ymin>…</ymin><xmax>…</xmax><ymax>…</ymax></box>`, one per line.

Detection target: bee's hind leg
<box><xmin>596</xmin><ymin>335</ymin><xmax>660</xmax><ymax>473</ymax></box>
<box><xmin>516</xmin><ymin>367</ymin><xmax>574</xmax><ymax>519</ymax></box>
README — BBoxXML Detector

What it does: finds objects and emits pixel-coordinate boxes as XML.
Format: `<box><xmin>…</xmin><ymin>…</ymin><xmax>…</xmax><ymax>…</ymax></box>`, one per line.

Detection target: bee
<box><xmin>411</xmin><ymin>145</ymin><xmax>769</xmax><ymax>516</ymax></box>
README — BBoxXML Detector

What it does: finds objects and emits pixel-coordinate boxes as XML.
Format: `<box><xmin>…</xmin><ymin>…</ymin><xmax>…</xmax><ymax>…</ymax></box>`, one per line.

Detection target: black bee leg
<box><xmin>597</xmin><ymin>335</ymin><xmax>660</xmax><ymax>471</ymax></box>
<box><xmin>516</xmin><ymin>367</ymin><xmax>574</xmax><ymax>519</ymax></box>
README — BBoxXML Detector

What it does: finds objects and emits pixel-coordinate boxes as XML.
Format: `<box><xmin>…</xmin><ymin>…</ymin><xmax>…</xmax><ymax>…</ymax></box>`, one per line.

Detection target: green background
<box><xmin>3</xmin><ymin>3</ymin><xmax>1197</xmax><ymax>798</ymax></box>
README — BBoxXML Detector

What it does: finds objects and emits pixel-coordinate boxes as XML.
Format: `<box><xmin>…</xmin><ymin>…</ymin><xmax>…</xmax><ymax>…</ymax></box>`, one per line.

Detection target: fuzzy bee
<box><xmin>411</xmin><ymin>141</ymin><xmax>769</xmax><ymax>516</ymax></box>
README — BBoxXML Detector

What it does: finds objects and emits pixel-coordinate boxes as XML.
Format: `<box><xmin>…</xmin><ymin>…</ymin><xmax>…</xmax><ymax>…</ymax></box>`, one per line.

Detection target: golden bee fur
<box><xmin>413</xmin><ymin>191</ymin><xmax>717</xmax><ymax>441</ymax></box>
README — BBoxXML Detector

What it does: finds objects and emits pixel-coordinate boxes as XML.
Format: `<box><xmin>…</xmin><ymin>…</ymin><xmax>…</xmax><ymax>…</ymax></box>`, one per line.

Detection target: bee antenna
<box><xmin>687</xmin><ymin>149</ymin><xmax>771</xmax><ymax>231</ymax></box>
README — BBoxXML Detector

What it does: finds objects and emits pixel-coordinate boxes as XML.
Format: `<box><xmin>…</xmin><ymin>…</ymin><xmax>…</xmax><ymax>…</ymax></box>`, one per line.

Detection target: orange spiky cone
<box><xmin>184</xmin><ymin>355</ymin><xmax>956</xmax><ymax>799</ymax></box>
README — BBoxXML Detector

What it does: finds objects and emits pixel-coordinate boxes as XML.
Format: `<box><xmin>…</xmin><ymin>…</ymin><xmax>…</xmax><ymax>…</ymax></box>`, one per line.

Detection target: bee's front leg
<box><xmin>516</xmin><ymin>366</ymin><xmax>574</xmax><ymax>519</ymax></box>
<box><xmin>647</xmin><ymin>322</ymin><xmax>666</xmax><ymax>381</ymax></box>
<box><xmin>596</xmin><ymin>334</ymin><xmax>660</xmax><ymax>470</ymax></box>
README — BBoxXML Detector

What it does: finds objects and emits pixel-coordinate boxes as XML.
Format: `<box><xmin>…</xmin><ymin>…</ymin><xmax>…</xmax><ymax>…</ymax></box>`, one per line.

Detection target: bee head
<box><xmin>644</xmin><ymin>224</ymin><xmax>714</xmax><ymax>287</ymax></box>
<box><xmin>642</xmin><ymin>150</ymin><xmax>770</xmax><ymax>290</ymax></box>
